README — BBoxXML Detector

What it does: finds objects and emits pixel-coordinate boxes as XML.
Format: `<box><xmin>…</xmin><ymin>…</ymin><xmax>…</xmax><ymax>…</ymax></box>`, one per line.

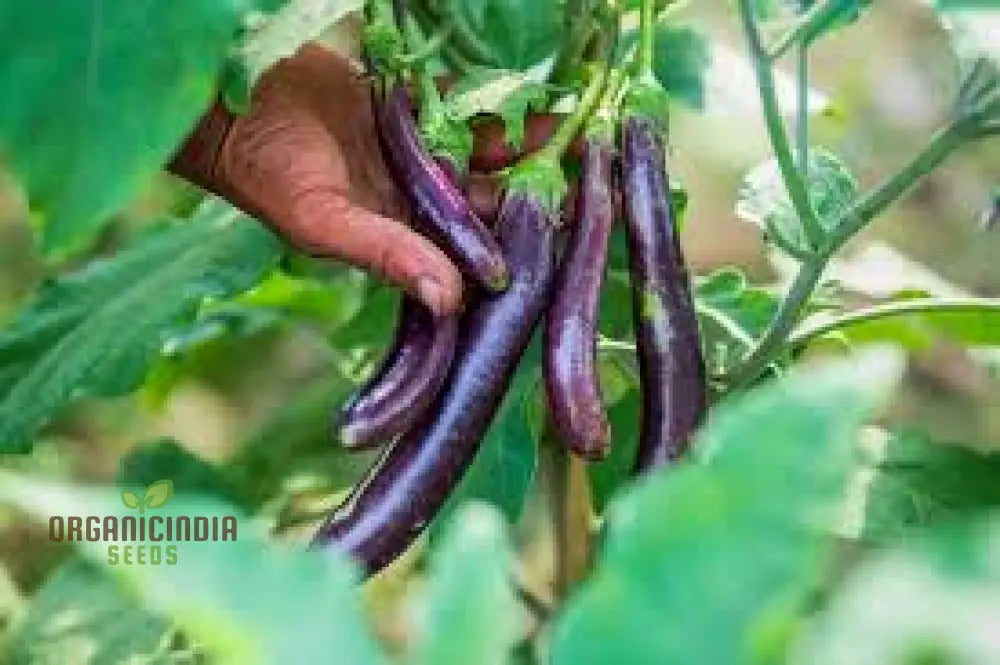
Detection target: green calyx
<box><xmin>622</xmin><ymin>74</ymin><xmax>670</xmax><ymax>135</ymax></box>
<box><xmin>505</xmin><ymin>158</ymin><xmax>569</xmax><ymax>218</ymax></box>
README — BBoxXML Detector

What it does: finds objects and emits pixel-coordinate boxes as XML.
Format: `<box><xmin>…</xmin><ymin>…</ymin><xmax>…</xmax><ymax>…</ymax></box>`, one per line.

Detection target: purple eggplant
<box><xmin>544</xmin><ymin>138</ymin><xmax>616</xmax><ymax>460</ymax></box>
<box><xmin>336</xmin><ymin>296</ymin><xmax>457</xmax><ymax>448</ymax></box>
<box><xmin>377</xmin><ymin>85</ymin><xmax>509</xmax><ymax>291</ymax></box>
<box><xmin>621</xmin><ymin>114</ymin><xmax>706</xmax><ymax>472</ymax></box>
<box><xmin>313</xmin><ymin>192</ymin><xmax>557</xmax><ymax>575</ymax></box>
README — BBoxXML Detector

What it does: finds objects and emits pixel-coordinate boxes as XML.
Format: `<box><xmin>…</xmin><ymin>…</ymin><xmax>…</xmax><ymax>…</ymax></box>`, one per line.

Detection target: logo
<box><xmin>47</xmin><ymin>479</ymin><xmax>238</xmax><ymax>566</ymax></box>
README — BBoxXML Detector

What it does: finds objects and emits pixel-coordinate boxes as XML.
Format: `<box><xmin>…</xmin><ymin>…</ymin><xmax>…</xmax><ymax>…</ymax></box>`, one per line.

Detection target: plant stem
<box><xmin>768</xmin><ymin>0</ymin><xmax>845</xmax><ymax>60</ymax></box>
<box><xmin>826</xmin><ymin>120</ymin><xmax>973</xmax><ymax>252</ymax></box>
<box><xmin>727</xmin><ymin>116</ymin><xmax>979</xmax><ymax>390</ymax></box>
<box><xmin>737</xmin><ymin>0</ymin><xmax>825</xmax><ymax>250</ymax></box>
<box><xmin>639</xmin><ymin>0</ymin><xmax>655</xmax><ymax>79</ymax></box>
<box><xmin>795</xmin><ymin>1</ymin><xmax>810</xmax><ymax>172</ymax></box>
<box><xmin>538</xmin><ymin>64</ymin><xmax>611</xmax><ymax>160</ymax></box>
<box><xmin>409</xmin><ymin>1</ymin><xmax>473</xmax><ymax>73</ymax></box>
<box><xmin>403</xmin><ymin>21</ymin><xmax>454</xmax><ymax>68</ymax></box>
<box><xmin>788</xmin><ymin>298</ymin><xmax>1000</xmax><ymax>349</ymax></box>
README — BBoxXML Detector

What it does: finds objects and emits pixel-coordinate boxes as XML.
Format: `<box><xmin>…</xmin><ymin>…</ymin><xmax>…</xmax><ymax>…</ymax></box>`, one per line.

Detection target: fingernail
<box><xmin>417</xmin><ymin>276</ymin><xmax>447</xmax><ymax>317</ymax></box>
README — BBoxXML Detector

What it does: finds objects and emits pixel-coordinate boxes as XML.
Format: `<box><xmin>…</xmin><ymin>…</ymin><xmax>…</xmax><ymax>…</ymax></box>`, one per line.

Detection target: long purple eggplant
<box><xmin>313</xmin><ymin>192</ymin><xmax>557</xmax><ymax>575</ymax></box>
<box><xmin>377</xmin><ymin>85</ymin><xmax>509</xmax><ymax>291</ymax></box>
<box><xmin>335</xmin><ymin>296</ymin><xmax>457</xmax><ymax>448</ymax></box>
<box><xmin>544</xmin><ymin>138</ymin><xmax>616</xmax><ymax>460</ymax></box>
<box><xmin>621</xmin><ymin>114</ymin><xmax>706</xmax><ymax>472</ymax></box>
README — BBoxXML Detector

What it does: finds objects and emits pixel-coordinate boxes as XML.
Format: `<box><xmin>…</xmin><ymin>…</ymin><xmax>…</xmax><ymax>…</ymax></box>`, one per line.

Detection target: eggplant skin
<box><xmin>544</xmin><ymin>138</ymin><xmax>615</xmax><ymax>460</ymax></box>
<box><xmin>312</xmin><ymin>192</ymin><xmax>557</xmax><ymax>576</ymax></box>
<box><xmin>335</xmin><ymin>296</ymin><xmax>458</xmax><ymax>449</ymax></box>
<box><xmin>621</xmin><ymin>115</ymin><xmax>707</xmax><ymax>472</ymax></box>
<box><xmin>378</xmin><ymin>85</ymin><xmax>509</xmax><ymax>291</ymax></box>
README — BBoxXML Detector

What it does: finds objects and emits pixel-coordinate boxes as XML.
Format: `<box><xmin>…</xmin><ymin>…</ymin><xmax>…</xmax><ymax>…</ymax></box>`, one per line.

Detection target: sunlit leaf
<box><xmin>737</xmin><ymin>147</ymin><xmax>858</xmax><ymax>255</ymax></box>
<box><xmin>412</xmin><ymin>504</ymin><xmax>520</xmax><ymax>665</ymax></box>
<box><xmin>551</xmin><ymin>351</ymin><xmax>903</xmax><ymax>665</ymax></box>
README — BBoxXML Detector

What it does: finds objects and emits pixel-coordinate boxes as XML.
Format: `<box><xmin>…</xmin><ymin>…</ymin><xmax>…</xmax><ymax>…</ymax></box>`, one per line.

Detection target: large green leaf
<box><xmin>794</xmin><ymin>518</ymin><xmax>1000</xmax><ymax>665</ymax></box>
<box><xmin>1</xmin><ymin>559</ymin><xmax>187</xmax><ymax>665</ymax></box>
<box><xmin>0</xmin><ymin>0</ymin><xmax>284</xmax><ymax>255</ymax></box>
<box><xmin>0</xmin><ymin>200</ymin><xmax>281</xmax><ymax>453</ymax></box>
<box><xmin>791</xmin><ymin>297</ymin><xmax>1000</xmax><ymax>350</ymax></box>
<box><xmin>863</xmin><ymin>430</ymin><xmax>1000</xmax><ymax>542</ymax></box>
<box><xmin>551</xmin><ymin>351</ymin><xmax>903</xmax><ymax>665</ymax></box>
<box><xmin>411</xmin><ymin>504</ymin><xmax>520</xmax><ymax>665</ymax></box>
<box><xmin>617</xmin><ymin>24</ymin><xmax>711</xmax><ymax>109</ymax></box>
<box><xmin>0</xmin><ymin>474</ymin><xmax>384</xmax><ymax>665</ymax></box>
<box><xmin>442</xmin><ymin>0</ymin><xmax>566</xmax><ymax>69</ymax></box>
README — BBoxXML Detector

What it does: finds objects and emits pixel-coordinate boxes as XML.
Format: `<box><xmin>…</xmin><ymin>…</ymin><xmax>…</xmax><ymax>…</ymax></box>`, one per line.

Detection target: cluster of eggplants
<box><xmin>316</xmin><ymin>86</ymin><xmax>706</xmax><ymax>576</ymax></box>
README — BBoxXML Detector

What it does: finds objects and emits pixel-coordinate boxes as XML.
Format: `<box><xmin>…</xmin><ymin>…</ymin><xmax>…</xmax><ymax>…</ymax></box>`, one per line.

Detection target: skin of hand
<box><xmin>171</xmin><ymin>44</ymin><xmax>463</xmax><ymax>316</ymax></box>
<box><xmin>171</xmin><ymin>44</ymin><xmax>578</xmax><ymax>316</ymax></box>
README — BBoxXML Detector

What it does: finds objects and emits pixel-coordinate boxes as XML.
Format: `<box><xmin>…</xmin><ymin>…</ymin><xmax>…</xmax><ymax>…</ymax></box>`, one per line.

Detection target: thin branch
<box><xmin>726</xmin><ymin>115</ymin><xmax>977</xmax><ymax>390</ymax></box>
<box><xmin>736</xmin><ymin>0</ymin><xmax>825</xmax><ymax>250</ymax></box>
<box><xmin>788</xmin><ymin>298</ymin><xmax>1000</xmax><ymax>349</ymax></box>
<box><xmin>768</xmin><ymin>0</ymin><xmax>845</xmax><ymax>60</ymax></box>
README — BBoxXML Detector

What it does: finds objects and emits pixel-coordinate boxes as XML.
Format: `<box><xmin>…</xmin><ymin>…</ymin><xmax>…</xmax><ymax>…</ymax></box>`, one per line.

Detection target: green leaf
<box><xmin>617</xmin><ymin>25</ymin><xmax>710</xmax><ymax>109</ymax></box>
<box><xmin>736</xmin><ymin>147</ymin><xmax>859</xmax><ymax>255</ymax></box>
<box><xmin>793</xmin><ymin>518</ymin><xmax>1000</xmax><ymax>665</ymax></box>
<box><xmin>142</xmin><ymin>480</ymin><xmax>174</xmax><ymax>510</ymax></box>
<box><xmin>791</xmin><ymin>297</ymin><xmax>1000</xmax><ymax>351</ymax></box>
<box><xmin>443</xmin><ymin>67</ymin><xmax>549</xmax><ymax>150</ymax></box>
<box><xmin>434</xmin><ymin>341</ymin><xmax>543</xmax><ymax>532</ymax></box>
<box><xmin>236</xmin><ymin>0</ymin><xmax>363</xmax><ymax>86</ymax></box>
<box><xmin>0</xmin><ymin>200</ymin><xmax>281</xmax><ymax>454</ymax></box>
<box><xmin>442</xmin><ymin>0</ymin><xmax>566</xmax><ymax>69</ymax></box>
<box><xmin>551</xmin><ymin>351</ymin><xmax>903</xmax><ymax>665</ymax></box>
<box><xmin>863</xmin><ymin>430</ymin><xmax>1000</xmax><ymax>542</ymax></box>
<box><xmin>1</xmin><ymin>559</ymin><xmax>183</xmax><ymax>665</ymax></box>
<box><xmin>411</xmin><ymin>503</ymin><xmax>520</xmax><ymax>665</ymax></box>
<box><xmin>0</xmin><ymin>0</ymin><xmax>282</xmax><ymax>256</ymax></box>
<box><xmin>694</xmin><ymin>268</ymin><xmax>780</xmax><ymax>376</ymax></box>
<box><xmin>0</xmin><ymin>474</ymin><xmax>385</xmax><ymax>665</ymax></box>
<box><xmin>121</xmin><ymin>490</ymin><xmax>141</xmax><ymax>510</ymax></box>
<box><xmin>230</xmin><ymin>371</ymin><xmax>375</xmax><ymax>511</ymax></box>
<box><xmin>119</xmin><ymin>439</ymin><xmax>250</xmax><ymax>510</ymax></box>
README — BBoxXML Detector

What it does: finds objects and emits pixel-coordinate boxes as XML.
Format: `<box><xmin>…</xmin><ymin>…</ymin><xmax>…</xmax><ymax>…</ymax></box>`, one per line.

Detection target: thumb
<box><xmin>284</xmin><ymin>188</ymin><xmax>464</xmax><ymax>317</ymax></box>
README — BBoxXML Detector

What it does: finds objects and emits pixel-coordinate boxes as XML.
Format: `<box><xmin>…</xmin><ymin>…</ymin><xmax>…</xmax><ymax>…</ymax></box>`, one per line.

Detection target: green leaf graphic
<box><xmin>143</xmin><ymin>480</ymin><xmax>174</xmax><ymax>509</ymax></box>
<box><xmin>120</xmin><ymin>490</ymin><xmax>141</xmax><ymax>510</ymax></box>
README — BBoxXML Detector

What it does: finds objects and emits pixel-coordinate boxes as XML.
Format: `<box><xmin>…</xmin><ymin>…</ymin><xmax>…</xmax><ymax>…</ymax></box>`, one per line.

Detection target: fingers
<box><xmin>286</xmin><ymin>187</ymin><xmax>464</xmax><ymax>317</ymax></box>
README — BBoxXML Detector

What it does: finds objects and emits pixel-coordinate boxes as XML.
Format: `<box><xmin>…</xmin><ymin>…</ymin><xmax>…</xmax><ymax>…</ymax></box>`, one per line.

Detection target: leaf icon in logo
<box><xmin>121</xmin><ymin>490</ymin><xmax>141</xmax><ymax>510</ymax></box>
<box><xmin>143</xmin><ymin>480</ymin><xmax>173</xmax><ymax>510</ymax></box>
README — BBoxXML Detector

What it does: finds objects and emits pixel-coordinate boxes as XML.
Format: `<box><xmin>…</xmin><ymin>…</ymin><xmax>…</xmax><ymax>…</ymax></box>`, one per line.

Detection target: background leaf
<box><xmin>120</xmin><ymin>490</ymin><xmax>141</xmax><ymax>510</ymax></box>
<box><xmin>0</xmin><ymin>0</ymin><xmax>283</xmax><ymax>255</ymax></box>
<box><xmin>442</xmin><ymin>0</ymin><xmax>566</xmax><ymax>69</ymax></box>
<box><xmin>0</xmin><ymin>559</ymin><xmax>185</xmax><ymax>665</ymax></box>
<box><xmin>736</xmin><ymin>147</ymin><xmax>859</xmax><ymax>255</ymax></box>
<box><xmin>791</xmin><ymin>297</ymin><xmax>1000</xmax><ymax>351</ymax></box>
<box><xmin>0</xmin><ymin>200</ymin><xmax>281</xmax><ymax>454</ymax></box>
<box><xmin>411</xmin><ymin>503</ymin><xmax>520</xmax><ymax>665</ymax></box>
<box><xmin>862</xmin><ymin>430</ymin><xmax>1000</xmax><ymax>542</ymax></box>
<box><xmin>0</xmin><ymin>475</ymin><xmax>385</xmax><ymax>665</ymax></box>
<box><xmin>551</xmin><ymin>351</ymin><xmax>903</xmax><ymax>665</ymax></box>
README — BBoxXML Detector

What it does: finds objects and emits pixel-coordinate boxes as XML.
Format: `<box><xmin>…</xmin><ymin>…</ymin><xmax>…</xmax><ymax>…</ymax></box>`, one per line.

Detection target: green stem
<box><xmin>737</xmin><ymin>0</ymin><xmax>825</xmax><ymax>250</ymax></box>
<box><xmin>402</xmin><ymin>21</ymin><xmax>454</xmax><ymax>67</ymax></box>
<box><xmin>826</xmin><ymin>120</ymin><xmax>973</xmax><ymax>252</ymax></box>
<box><xmin>726</xmin><ymin>115</ymin><xmax>979</xmax><ymax>390</ymax></box>
<box><xmin>768</xmin><ymin>0</ymin><xmax>846</xmax><ymax>60</ymax></box>
<box><xmin>553</xmin><ymin>0</ymin><xmax>599</xmax><ymax>81</ymax></box>
<box><xmin>538</xmin><ymin>65</ymin><xmax>611</xmax><ymax>161</ymax></box>
<box><xmin>410</xmin><ymin>1</ymin><xmax>472</xmax><ymax>73</ymax></box>
<box><xmin>788</xmin><ymin>298</ymin><xmax>1000</xmax><ymax>349</ymax></box>
<box><xmin>795</xmin><ymin>16</ymin><xmax>809</xmax><ymax>172</ymax></box>
<box><xmin>639</xmin><ymin>0</ymin><xmax>655</xmax><ymax>79</ymax></box>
